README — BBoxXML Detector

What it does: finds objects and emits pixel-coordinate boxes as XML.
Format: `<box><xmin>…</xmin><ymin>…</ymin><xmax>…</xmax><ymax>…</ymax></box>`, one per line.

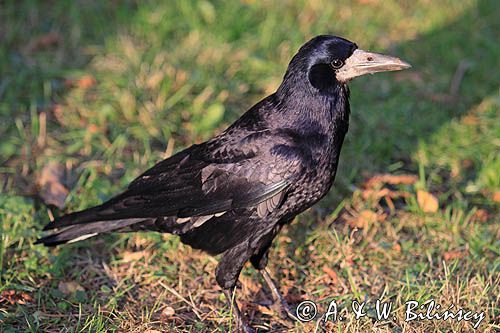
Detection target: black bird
<box><xmin>37</xmin><ymin>35</ymin><xmax>410</xmax><ymax>332</ymax></box>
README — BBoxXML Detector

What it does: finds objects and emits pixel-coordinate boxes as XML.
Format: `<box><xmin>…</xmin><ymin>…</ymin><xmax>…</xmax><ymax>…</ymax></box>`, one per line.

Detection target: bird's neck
<box><xmin>272</xmin><ymin>83</ymin><xmax>350</xmax><ymax>141</ymax></box>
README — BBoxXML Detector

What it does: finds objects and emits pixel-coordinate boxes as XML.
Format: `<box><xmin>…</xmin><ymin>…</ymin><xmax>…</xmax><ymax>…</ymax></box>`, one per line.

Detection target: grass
<box><xmin>0</xmin><ymin>0</ymin><xmax>498</xmax><ymax>332</ymax></box>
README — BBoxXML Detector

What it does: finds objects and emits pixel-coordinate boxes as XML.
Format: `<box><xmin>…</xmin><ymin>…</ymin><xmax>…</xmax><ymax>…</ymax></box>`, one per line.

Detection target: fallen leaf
<box><xmin>20</xmin><ymin>292</ymin><xmax>33</xmax><ymax>304</ymax></box>
<box><xmin>472</xmin><ymin>209</ymin><xmax>489</xmax><ymax>223</ymax></box>
<box><xmin>278</xmin><ymin>236</ymin><xmax>293</xmax><ymax>243</ymax></box>
<box><xmin>65</xmin><ymin>75</ymin><xmax>97</xmax><ymax>89</ymax></box>
<box><xmin>364</xmin><ymin>173</ymin><xmax>418</xmax><ymax>189</ymax></box>
<box><xmin>58</xmin><ymin>281</ymin><xmax>84</xmax><ymax>295</ymax></box>
<box><xmin>76</xmin><ymin>75</ymin><xmax>97</xmax><ymax>89</ymax></box>
<box><xmin>443</xmin><ymin>250</ymin><xmax>467</xmax><ymax>261</ymax></box>
<box><xmin>0</xmin><ymin>290</ymin><xmax>33</xmax><ymax>305</ymax></box>
<box><xmin>376</xmin><ymin>212</ymin><xmax>388</xmax><ymax>222</ymax></box>
<box><xmin>255</xmin><ymin>304</ymin><xmax>275</xmax><ymax>316</ymax></box>
<box><xmin>88</xmin><ymin>124</ymin><xmax>99</xmax><ymax>133</ymax></box>
<box><xmin>492</xmin><ymin>191</ymin><xmax>500</xmax><ymax>203</ymax></box>
<box><xmin>350</xmin><ymin>209</ymin><xmax>378</xmax><ymax>228</ymax></box>
<box><xmin>362</xmin><ymin>188</ymin><xmax>411</xmax><ymax>201</ymax></box>
<box><xmin>322</xmin><ymin>265</ymin><xmax>339</xmax><ymax>284</ymax></box>
<box><xmin>417</xmin><ymin>190</ymin><xmax>439</xmax><ymax>213</ymax></box>
<box><xmin>392</xmin><ymin>243</ymin><xmax>401</xmax><ymax>252</ymax></box>
<box><xmin>37</xmin><ymin>161</ymin><xmax>69</xmax><ymax>208</ymax></box>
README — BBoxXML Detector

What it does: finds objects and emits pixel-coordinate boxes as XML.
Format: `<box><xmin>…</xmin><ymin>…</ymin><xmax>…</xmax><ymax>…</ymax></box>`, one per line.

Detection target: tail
<box><xmin>36</xmin><ymin>188</ymin><xmax>154</xmax><ymax>246</ymax></box>
<box><xmin>36</xmin><ymin>204</ymin><xmax>151</xmax><ymax>246</ymax></box>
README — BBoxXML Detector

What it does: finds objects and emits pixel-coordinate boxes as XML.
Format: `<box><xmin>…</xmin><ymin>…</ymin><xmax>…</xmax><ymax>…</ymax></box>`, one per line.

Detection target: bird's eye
<box><xmin>331</xmin><ymin>59</ymin><xmax>344</xmax><ymax>69</ymax></box>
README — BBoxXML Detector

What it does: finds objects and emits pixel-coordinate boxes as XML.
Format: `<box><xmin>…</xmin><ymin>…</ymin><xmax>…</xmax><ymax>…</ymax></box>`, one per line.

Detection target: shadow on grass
<box><xmin>329</xmin><ymin>0</ymin><xmax>497</xmax><ymax>201</ymax></box>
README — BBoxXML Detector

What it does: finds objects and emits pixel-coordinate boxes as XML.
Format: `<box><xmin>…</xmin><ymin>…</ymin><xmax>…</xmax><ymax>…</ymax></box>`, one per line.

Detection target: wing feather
<box><xmin>45</xmin><ymin>129</ymin><xmax>304</xmax><ymax>230</ymax></box>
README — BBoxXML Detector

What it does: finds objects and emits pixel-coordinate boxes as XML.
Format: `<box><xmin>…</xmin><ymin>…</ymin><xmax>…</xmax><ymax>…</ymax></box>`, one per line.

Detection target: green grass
<box><xmin>1</xmin><ymin>0</ymin><xmax>498</xmax><ymax>332</ymax></box>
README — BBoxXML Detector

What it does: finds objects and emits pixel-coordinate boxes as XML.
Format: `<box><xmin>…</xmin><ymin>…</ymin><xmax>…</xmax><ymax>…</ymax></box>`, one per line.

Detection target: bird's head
<box><xmin>281</xmin><ymin>35</ymin><xmax>411</xmax><ymax>93</ymax></box>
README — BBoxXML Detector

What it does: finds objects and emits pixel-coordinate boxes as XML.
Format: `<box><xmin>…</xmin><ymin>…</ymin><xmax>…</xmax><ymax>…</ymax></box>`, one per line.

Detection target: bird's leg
<box><xmin>259</xmin><ymin>268</ymin><xmax>298</xmax><ymax>321</ymax></box>
<box><xmin>249</xmin><ymin>227</ymin><xmax>298</xmax><ymax>321</ymax></box>
<box><xmin>217</xmin><ymin>243</ymin><xmax>256</xmax><ymax>332</ymax></box>
<box><xmin>223</xmin><ymin>288</ymin><xmax>255</xmax><ymax>333</ymax></box>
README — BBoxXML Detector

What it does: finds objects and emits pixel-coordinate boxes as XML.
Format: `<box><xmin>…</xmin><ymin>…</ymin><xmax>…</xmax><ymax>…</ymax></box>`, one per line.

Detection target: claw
<box><xmin>271</xmin><ymin>299</ymin><xmax>299</xmax><ymax>321</ymax></box>
<box><xmin>260</xmin><ymin>269</ymin><xmax>299</xmax><ymax>322</ymax></box>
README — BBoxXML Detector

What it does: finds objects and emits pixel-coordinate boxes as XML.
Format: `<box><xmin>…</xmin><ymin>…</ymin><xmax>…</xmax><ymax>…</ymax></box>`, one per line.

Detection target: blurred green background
<box><xmin>0</xmin><ymin>0</ymin><xmax>498</xmax><ymax>332</ymax></box>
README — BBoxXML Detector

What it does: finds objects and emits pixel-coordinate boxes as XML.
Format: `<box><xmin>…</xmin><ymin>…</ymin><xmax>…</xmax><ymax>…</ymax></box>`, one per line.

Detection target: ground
<box><xmin>0</xmin><ymin>0</ymin><xmax>498</xmax><ymax>332</ymax></box>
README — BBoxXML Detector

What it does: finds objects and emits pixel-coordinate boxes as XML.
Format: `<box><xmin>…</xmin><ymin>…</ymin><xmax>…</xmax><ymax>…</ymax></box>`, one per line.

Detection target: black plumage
<box><xmin>37</xmin><ymin>35</ymin><xmax>410</xmax><ymax>331</ymax></box>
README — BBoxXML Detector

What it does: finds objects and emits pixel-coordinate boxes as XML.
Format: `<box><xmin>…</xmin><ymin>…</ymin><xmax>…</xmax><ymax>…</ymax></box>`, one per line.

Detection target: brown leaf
<box><xmin>362</xmin><ymin>188</ymin><xmax>390</xmax><ymax>201</ymax></box>
<box><xmin>0</xmin><ymin>290</ymin><xmax>33</xmax><ymax>305</ymax></box>
<box><xmin>65</xmin><ymin>75</ymin><xmax>97</xmax><ymax>89</ymax></box>
<box><xmin>364</xmin><ymin>173</ymin><xmax>418</xmax><ymax>189</ymax></box>
<box><xmin>363</xmin><ymin>188</ymin><xmax>411</xmax><ymax>200</ymax></box>
<box><xmin>349</xmin><ymin>209</ymin><xmax>378</xmax><ymax>228</ymax></box>
<box><xmin>37</xmin><ymin>161</ymin><xmax>69</xmax><ymax>208</ymax></box>
<box><xmin>392</xmin><ymin>243</ymin><xmax>401</xmax><ymax>252</ymax></box>
<box><xmin>322</xmin><ymin>265</ymin><xmax>339</xmax><ymax>284</ymax></box>
<box><xmin>58</xmin><ymin>281</ymin><xmax>84</xmax><ymax>295</ymax></box>
<box><xmin>20</xmin><ymin>292</ymin><xmax>33</xmax><ymax>304</ymax></box>
<box><xmin>417</xmin><ymin>190</ymin><xmax>439</xmax><ymax>213</ymax></box>
<box><xmin>255</xmin><ymin>304</ymin><xmax>275</xmax><ymax>316</ymax></box>
<box><xmin>377</xmin><ymin>212</ymin><xmax>388</xmax><ymax>222</ymax></box>
<box><xmin>278</xmin><ymin>235</ymin><xmax>293</xmax><ymax>243</ymax></box>
<box><xmin>76</xmin><ymin>75</ymin><xmax>97</xmax><ymax>89</ymax></box>
<box><xmin>443</xmin><ymin>250</ymin><xmax>467</xmax><ymax>261</ymax></box>
<box><xmin>472</xmin><ymin>209</ymin><xmax>489</xmax><ymax>223</ymax></box>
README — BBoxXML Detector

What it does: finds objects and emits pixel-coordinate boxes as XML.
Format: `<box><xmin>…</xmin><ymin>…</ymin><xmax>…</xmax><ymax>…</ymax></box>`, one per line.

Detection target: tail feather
<box><xmin>43</xmin><ymin>205</ymin><xmax>110</xmax><ymax>231</ymax></box>
<box><xmin>42</xmin><ymin>190</ymin><xmax>135</xmax><ymax>231</ymax></box>
<box><xmin>36</xmin><ymin>218</ymin><xmax>148</xmax><ymax>246</ymax></box>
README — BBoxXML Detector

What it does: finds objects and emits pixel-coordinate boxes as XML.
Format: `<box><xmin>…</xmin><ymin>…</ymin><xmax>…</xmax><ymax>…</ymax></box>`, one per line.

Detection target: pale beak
<box><xmin>336</xmin><ymin>49</ymin><xmax>411</xmax><ymax>83</ymax></box>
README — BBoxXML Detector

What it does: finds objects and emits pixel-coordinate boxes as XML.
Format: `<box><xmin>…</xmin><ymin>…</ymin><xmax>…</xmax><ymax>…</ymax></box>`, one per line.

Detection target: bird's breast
<box><xmin>278</xmin><ymin>149</ymin><xmax>339</xmax><ymax>220</ymax></box>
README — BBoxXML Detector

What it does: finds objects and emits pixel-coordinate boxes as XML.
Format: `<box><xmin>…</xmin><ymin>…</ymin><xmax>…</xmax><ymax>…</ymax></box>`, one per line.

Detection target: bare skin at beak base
<box><xmin>336</xmin><ymin>49</ymin><xmax>412</xmax><ymax>82</ymax></box>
